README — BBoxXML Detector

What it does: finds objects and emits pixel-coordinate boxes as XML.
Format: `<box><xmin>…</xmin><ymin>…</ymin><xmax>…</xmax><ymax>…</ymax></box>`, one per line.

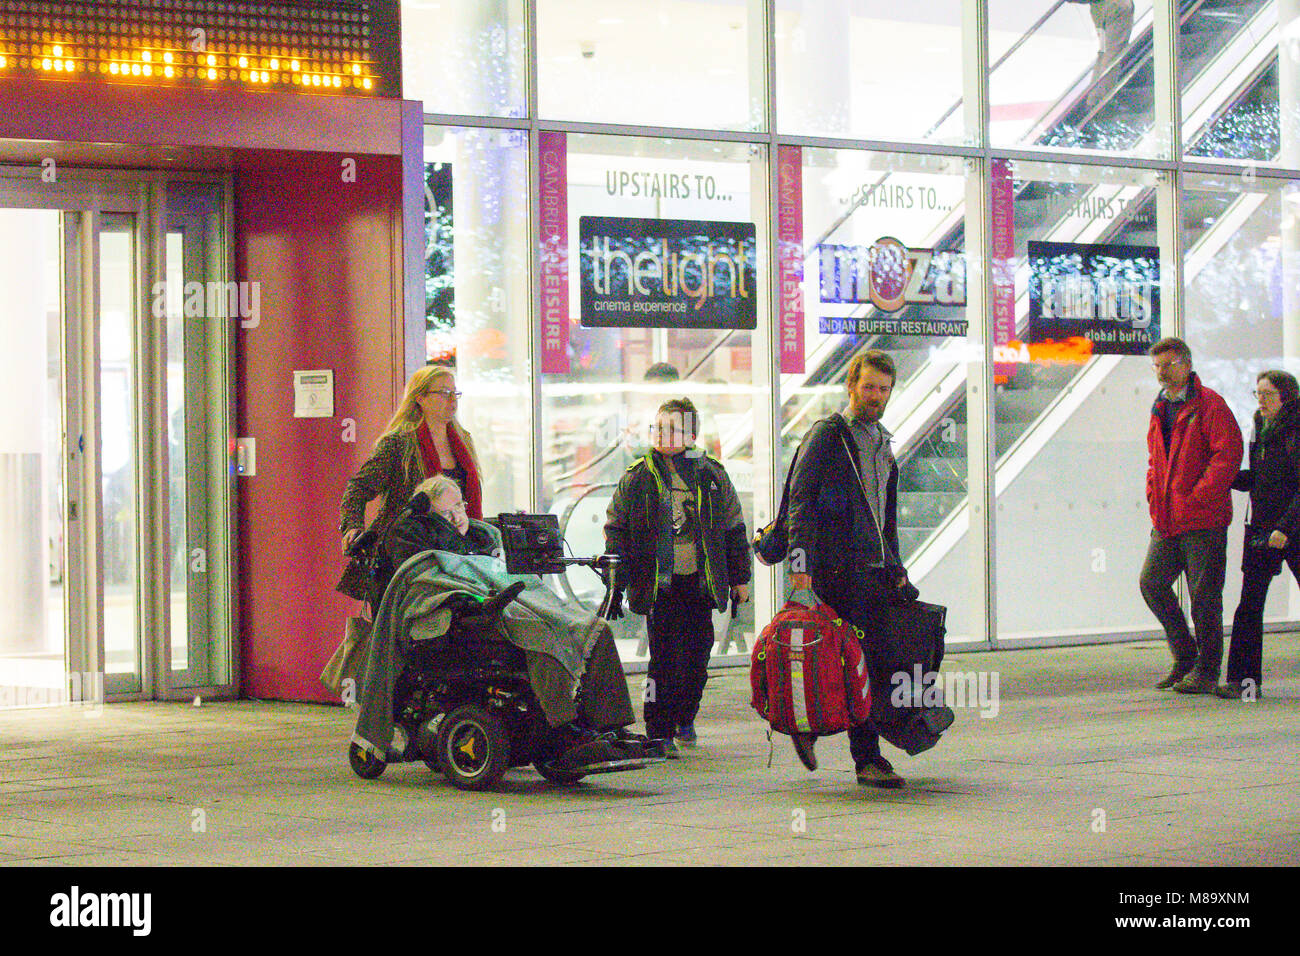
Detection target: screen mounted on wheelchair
<box><xmin>496</xmin><ymin>513</ymin><xmax>567</xmax><ymax>575</ymax></box>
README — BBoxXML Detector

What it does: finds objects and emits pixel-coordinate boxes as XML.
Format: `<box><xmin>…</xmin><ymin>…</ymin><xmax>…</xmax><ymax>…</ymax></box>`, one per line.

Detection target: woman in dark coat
<box><xmin>336</xmin><ymin>364</ymin><xmax>483</xmax><ymax>602</ymax></box>
<box><xmin>1222</xmin><ymin>369</ymin><xmax>1300</xmax><ymax>700</ymax></box>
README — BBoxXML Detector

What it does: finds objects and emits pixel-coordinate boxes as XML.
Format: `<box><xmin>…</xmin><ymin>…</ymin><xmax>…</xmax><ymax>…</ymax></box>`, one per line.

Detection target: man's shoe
<box><xmin>1154</xmin><ymin>661</ymin><xmax>1196</xmax><ymax>689</ymax></box>
<box><xmin>1214</xmin><ymin>680</ymin><xmax>1262</xmax><ymax>701</ymax></box>
<box><xmin>553</xmin><ymin>737</ymin><xmax>624</xmax><ymax>772</ymax></box>
<box><xmin>791</xmin><ymin>733</ymin><xmax>818</xmax><ymax>772</ymax></box>
<box><xmin>856</xmin><ymin>757</ymin><xmax>905</xmax><ymax>789</ymax></box>
<box><xmin>675</xmin><ymin>722</ymin><xmax>697</xmax><ymax>745</ymax></box>
<box><xmin>603</xmin><ymin>728</ymin><xmax>669</xmax><ymax>761</ymax></box>
<box><xmin>1172</xmin><ymin>671</ymin><xmax>1218</xmax><ymax>694</ymax></box>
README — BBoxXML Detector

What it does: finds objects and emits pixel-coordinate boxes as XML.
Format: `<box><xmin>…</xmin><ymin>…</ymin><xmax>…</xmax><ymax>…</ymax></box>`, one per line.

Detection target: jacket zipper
<box><xmin>696</xmin><ymin>481</ymin><xmax>718</xmax><ymax>604</ymax></box>
<box><xmin>644</xmin><ymin>455</ymin><xmax>667</xmax><ymax>606</ymax></box>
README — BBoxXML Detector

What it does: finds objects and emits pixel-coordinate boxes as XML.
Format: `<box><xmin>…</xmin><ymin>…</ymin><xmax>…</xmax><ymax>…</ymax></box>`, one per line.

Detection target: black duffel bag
<box><xmin>862</xmin><ymin>599</ymin><xmax>955</xmax><ymax>756</ymax></box>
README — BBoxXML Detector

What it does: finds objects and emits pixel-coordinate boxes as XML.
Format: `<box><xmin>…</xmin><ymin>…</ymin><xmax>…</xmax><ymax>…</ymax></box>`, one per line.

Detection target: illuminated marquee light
<box><xmin>0</xmin><ymin>0</ymin><xmax>392</xmax><ymax>96</ymax></box>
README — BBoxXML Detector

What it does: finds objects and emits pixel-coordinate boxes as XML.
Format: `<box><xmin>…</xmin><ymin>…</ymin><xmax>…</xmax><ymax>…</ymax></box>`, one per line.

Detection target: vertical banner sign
<box><xmin>539</xmin><ymin>131</ymin><xmax>569</xmax><ymax>374</ymax></box>
<box><xmin>777</xmin><ymin>146</ymin><xmax>805</xmax><ymax>374</ymax></box>
<box><xmin>990</xmin><ymin>158</ymin><xmax>1016</xmax><ymax>380</ymax></box>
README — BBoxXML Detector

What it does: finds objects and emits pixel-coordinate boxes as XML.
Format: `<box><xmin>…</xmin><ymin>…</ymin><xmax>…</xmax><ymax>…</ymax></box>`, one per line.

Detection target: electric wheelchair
<box><xmin>346</xmin><ymin>508</ymin><xmax>663</xmax><ymax>791</ymax></box>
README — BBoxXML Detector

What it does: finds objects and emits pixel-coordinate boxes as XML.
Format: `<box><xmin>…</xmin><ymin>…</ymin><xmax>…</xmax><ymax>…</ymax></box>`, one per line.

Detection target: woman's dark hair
<box><xmin>1257</xmin><ymin>369</ymin><xmax>1299</xmax><ymax>403</ymax></box>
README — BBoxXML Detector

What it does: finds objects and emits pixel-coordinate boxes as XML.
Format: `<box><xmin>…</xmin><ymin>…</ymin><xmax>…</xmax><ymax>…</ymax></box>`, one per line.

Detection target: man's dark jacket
<box><xmin>604</xmin><ymin>450</ymin><xmax>752</xmax><ymax>616</ymax></box>
<box><xmin>1232</xmin><ymin>398</ymin><xmax>1300</xmax><ymax>538</ymax></box>
<box><xmin>373</xmin><ymin>513</ymin><xmax>498</xmax><ymax>608</ymax></box>
<box><xmin>786</xmin><ymin>413</ymin><xmax>901</xmax><ymax>615</ymax></box>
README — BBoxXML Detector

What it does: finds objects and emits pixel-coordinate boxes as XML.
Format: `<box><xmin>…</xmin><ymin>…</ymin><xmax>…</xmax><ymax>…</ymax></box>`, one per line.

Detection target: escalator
<box><xmin>782</xmin><ymin>0</ymin><xmax>1289</xmax><ymax>572</ymax></box>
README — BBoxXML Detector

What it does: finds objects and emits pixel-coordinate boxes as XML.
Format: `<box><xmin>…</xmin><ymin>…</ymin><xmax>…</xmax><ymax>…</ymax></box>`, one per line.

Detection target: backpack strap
<box><xmin>773</xmin><ymin>444</ymin><xmax>800</xmax><ymax>525</ymax></box>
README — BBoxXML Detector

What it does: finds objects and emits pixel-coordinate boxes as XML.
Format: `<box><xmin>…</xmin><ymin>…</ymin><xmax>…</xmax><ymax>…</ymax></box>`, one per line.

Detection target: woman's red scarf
<box><xmin>415</xmin><ymin>420</ymin><xmax>483</xmax><ymax>519</ymax></box>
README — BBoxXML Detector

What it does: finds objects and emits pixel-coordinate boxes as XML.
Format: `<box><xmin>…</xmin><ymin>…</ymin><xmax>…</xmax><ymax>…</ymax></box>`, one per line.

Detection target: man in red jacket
<box><xmin>1140</xmin><ymin>337</ymin><xmax>1244</xmax><ymax>693</ymax></box>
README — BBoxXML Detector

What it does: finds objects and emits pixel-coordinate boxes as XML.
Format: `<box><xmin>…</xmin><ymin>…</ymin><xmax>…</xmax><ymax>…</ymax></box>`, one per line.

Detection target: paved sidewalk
<box><xmin>0</xmin><ymin>636</ymin><xmax>1297</xmax><ymax>866</ymax></box>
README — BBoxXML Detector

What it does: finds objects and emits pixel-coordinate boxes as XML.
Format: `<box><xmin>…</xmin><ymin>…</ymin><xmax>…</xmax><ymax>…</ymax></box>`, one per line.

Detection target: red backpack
<box><xmin>750</xmin><ymin>600</ymin><xmax>872</xmax><ymax>736</ymax></box>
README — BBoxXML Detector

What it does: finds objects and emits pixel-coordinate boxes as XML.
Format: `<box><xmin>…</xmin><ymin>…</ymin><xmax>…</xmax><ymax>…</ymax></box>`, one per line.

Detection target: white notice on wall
<box><xmin>293</xmin><ymin>369</ymin><xmax>334</xmax><ymax>418</ymax></box>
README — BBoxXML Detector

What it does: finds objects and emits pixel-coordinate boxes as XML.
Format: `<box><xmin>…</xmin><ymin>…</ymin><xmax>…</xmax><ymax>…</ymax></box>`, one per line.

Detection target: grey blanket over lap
<box><xmin>351</xmin><ymin>549</ymin><xmax>606</xmax><ymax>758</ymax></box>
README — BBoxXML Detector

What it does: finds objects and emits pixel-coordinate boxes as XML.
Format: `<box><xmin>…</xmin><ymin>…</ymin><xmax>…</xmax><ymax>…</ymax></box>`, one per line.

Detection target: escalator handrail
<box><xmin>922</xmin><ymin>0</ymin><xmax>1072</xmax><ymax>141</ymax></box>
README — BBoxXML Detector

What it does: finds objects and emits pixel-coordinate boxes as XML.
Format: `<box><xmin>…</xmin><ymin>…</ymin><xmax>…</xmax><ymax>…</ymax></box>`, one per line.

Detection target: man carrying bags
<box><xmin>786</xmin><ymin>350</ymin><xmax>918</xmax><ymax>788</ymax></box>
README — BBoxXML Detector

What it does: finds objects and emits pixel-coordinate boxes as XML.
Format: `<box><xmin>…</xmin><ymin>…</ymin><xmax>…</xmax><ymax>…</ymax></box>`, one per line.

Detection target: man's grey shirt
<box><xmin>842</xmin><ymin>404</ymin><xmax>898</xmax><ymax>567</ymax></box>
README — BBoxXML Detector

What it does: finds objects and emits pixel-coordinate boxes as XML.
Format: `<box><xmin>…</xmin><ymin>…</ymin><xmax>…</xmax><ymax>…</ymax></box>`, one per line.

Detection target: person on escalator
<box><xmin>604</xmin><ymin>398</ymin><xmax>752</xmax><ymax>756</ymax></box>
<box><xmin>1068</xmin><ymin>0</ymin><xmax>1135</xmax><ymax>110</ymax></box>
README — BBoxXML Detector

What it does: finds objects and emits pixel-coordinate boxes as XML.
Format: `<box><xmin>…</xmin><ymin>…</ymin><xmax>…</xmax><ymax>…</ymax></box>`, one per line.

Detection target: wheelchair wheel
<box><xmin>349</xmin><ymin>742</ymin><xmax>386</xmax><ymax>780</ymax></box>
<box><xmin>435</xmin><ymin>704</ymin><xmax>510</xmax><ymax>791</ymax></box>
<box><xmin>534</xmin><ymin>761</ymin><xmax>587</xmax><ymax>786</ymax></box>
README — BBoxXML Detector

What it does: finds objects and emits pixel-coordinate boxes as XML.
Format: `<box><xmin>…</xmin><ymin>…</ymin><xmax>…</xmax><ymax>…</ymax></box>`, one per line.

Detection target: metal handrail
<box><xmin>922</xmin><ymin>0</ymin><xmax>1072</xmax><ymax>141</ymax></box>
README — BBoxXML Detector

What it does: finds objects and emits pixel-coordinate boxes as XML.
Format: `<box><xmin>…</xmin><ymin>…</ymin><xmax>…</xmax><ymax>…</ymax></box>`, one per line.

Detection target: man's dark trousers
<box><xmin>1226</xmin><ymin>541</ymin><xmax>1300</xmax><ymax>688</ymax></box>
<box><xmin>821</xmin><ymin>569</ymin><xmax>893</xmax><ymax>768</ymax></box>
<box><xmin>644</xmin><ymin>573</ymin><xmax>715</xmax><ymax>739</ymax></box>
<box><xmin>1139</xmin><ymin>526</ymin><xmax>1228</xmax><ymax>677</ymax></box>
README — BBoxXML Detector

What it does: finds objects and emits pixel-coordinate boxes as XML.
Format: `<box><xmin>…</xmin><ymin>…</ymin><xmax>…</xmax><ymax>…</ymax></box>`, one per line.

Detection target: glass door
<box><xmin>0</xmin><ymin>208</ymin><xmax>79</xmax><ymax>706</ymax></box>
<box><xmin>161</xmin><ymin>183</ymin><xmax>234</xmax><ymax>694</ymax></box>
<box><xmin>98</xmin><ymin>214</ymin><xmax>144</xmax><ymax>694</ymax></box>
<box><xmin>0</xmin><ymin>172</ymin><xmax>235</xmax><ymax>709</ymax></box>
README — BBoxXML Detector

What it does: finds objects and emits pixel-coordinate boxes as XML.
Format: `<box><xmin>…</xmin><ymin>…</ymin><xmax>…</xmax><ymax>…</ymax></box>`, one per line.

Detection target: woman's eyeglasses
<box><xmin>426</xmin><ymin>389</ymin><xmax>463</xmax><ymax>399</ymax></box>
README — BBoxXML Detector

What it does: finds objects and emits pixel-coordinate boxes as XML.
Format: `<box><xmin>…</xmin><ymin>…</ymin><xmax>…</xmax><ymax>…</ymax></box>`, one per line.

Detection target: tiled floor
<box><xmin>0</xmin><ymin>636</ymin><xmax>1297</xmax><ymax>866</ymax></box>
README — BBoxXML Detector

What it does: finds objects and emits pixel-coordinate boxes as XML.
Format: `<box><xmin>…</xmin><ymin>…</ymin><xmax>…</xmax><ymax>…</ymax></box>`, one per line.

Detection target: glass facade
<box><xmin>403</xmin><ymin>0</ymin><xmax>1300</xmax><ymax>652</ymax></box>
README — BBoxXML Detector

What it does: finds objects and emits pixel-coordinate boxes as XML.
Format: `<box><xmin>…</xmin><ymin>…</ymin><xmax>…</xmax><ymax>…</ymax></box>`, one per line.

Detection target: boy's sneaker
<box><xmin>1214</xmin><ymin>680</ymin><xmax>1262</xmax><ymax>701</ymax></box>
<box><xmin>675</xmin><ymin>722</ymin><xmax>697</xmax><ymax>745</ymax></box>
<box><xmin>1155</xmin><ymin>660</ymin><xmax>1196</xmax><ymax>689</ymax></box>
<box><xmin>791</xmin><ymin>733</ymin><xmax>818</xmax><ymax>771</ymax></box>
<box><xmin>1172</xmin><ymin>671</ymin><xmax>1218</xmax><ymax>694</ymax></box>
<box><xmin>856</xmin><ymin>757</ymin><xmax>905</xmax><ymax>789</ymax></box>
<box><xmin>662</xmin><ymin>738</ymin><xmax>681</xmax><ymax>759</ymax></box>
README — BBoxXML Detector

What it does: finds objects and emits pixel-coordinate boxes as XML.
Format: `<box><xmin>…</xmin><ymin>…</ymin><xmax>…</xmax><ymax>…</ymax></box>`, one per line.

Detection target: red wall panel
<box><xmin>234</xmin><ymin>150</ymin><xmax>404</xmax><ymax>703</ymax></box>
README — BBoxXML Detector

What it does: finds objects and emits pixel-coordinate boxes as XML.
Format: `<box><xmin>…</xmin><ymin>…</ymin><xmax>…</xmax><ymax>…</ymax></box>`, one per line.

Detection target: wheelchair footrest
<box><xmin>578</xmin><ymin>755</ymin><xmax>666</xmax><ymax>774</ymax></box>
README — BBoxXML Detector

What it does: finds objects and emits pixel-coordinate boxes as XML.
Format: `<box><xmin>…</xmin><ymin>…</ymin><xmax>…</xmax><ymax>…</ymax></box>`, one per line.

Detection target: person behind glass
<box><xmin>336</xmin><ymin>364</ymin><xmax>483</xmax><ymax>605</ymax></box>
<box><xmin>604</xmin><ymin>398</ymin><xmax>752</xmax><ymax>757</ymax></box>
<box><xmin>1140</xmin><ymin>337</ymin><xmax>1243</xmax><ymax>694</ymax></box>
<box><xmin>1221</xmin><ymin>370</ymin><xmax>1300</xmax><ymax>701</ymax></box>
<box><xmin>786</xmin><ymin>349</ymin><xmax>913</xmax><ymax>789</ymax></box>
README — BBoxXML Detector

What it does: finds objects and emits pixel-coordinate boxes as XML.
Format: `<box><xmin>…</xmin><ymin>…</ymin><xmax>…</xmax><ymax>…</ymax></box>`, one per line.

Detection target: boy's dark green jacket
<box><xmin>604</xmin><ymin>450</ymin><xmax>752</xmax><ymax>615</ymax></box>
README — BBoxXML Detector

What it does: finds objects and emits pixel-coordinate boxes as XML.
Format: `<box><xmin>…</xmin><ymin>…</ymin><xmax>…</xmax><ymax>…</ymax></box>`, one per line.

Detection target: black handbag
<box><xmin>752</xmin><ymin>446</ymin><xmax>799</xmax><ymax>566</ymax></box>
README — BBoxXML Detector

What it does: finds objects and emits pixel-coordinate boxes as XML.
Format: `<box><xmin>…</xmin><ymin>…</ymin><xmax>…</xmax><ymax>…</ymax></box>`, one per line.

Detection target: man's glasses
<box><xmin>1151</xmin><ymin>360</ymin><xmax>1184</xmax><ymax>372</ymax></box>
<box><xmin>436</xmin><ymin>501</ymin><xmax>468</xmax><ymax>516</ymax></box>
<box><xmin>1253</xmin><ymin>389</ymin><xmax>1280</xmax><ymax>399</ymax></box>
<box><xmin>426</xmin><ymin>388</ymin><xmax>463</xmax><ymax>399</ymax></box>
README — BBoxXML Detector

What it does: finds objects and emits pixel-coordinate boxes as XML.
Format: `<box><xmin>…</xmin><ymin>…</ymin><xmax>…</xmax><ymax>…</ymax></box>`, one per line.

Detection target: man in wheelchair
<box><xmin>350</xmin><ymin>476</ymin><xmax>664</xmax><ymax>788</ymax></box>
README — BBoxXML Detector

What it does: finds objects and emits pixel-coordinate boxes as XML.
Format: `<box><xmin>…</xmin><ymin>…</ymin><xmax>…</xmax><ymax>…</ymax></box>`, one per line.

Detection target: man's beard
<box><xmin>852</xmin><ymin>396</ymin><xmax>885</xmax><ymax>421</ymax></box>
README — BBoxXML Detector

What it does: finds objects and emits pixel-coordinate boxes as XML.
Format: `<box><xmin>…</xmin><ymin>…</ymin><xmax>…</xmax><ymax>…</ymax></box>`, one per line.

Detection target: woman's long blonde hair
<box><xmin>378</xmin><ymin>364</ymin><xmax>481</xmax><ymax>480</ymax></box>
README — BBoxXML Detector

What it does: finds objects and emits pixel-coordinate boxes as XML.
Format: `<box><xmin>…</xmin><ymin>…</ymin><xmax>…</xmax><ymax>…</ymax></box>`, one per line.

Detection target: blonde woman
<box><xmin>337</xmin><ymin>365</ymin><xmax>483</xmax><ymax>601</ymax></box>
